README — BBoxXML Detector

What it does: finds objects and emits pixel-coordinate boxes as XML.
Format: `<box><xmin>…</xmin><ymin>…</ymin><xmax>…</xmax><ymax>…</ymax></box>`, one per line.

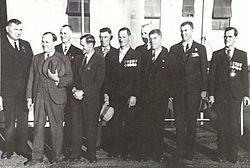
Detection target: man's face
<box><xmin>80</xmin><ymin>38</ymin><xmax>93</xmax><ymax>54</ymax></box>
<box><xmin>99</xmin><ymin>32</ymin><xmax>112</xmax><ymax>47</ymax></box>
<box><xmin>149</xmin><ymin>33</ymin><xmax>162</xmax><ymax>50</ymax></box>
<box><xmin>181</xmin><ymin>24</ymin><xmax>193</xmax><ymax>42</ymax></box>
<box><xmin>224</xmin><ymin>29</ymin><xmax>237</xmax><ymax>48</ymax></box>
<box><xmin>60</xmin><ymin>27</ymin><xmax>72</xmax><ymax>43</ymax></box>
<box><xmin>118</xmin><ymin>30</ymin><xmax>130</xmax><ymax>48</ymax></box>
<box><xmin>42</xmin><ymin>34</ymin><xmax>55</xmax><ymax>53</ymax></box>
<box><xmin>6</xmin><ymin>23</ymin><xmax>23</xmax><ymax>41</ymax></box>
<box><xmin>141</xmin><ymin>25</ymin><xmax>150</xmax><ymax>44</ymax></box>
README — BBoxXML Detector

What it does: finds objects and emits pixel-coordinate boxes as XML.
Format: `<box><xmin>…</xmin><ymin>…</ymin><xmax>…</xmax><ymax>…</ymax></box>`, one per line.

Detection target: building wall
<box><xmin>6</xmin><ymin>0</ymin><xmax>250</xmax><ymax>62</ymax></box>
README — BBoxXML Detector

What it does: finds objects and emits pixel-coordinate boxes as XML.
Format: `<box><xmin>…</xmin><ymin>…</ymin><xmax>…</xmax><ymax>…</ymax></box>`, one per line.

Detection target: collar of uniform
<box><xmin>62</xmin><ymin>43</ymin><xmax>71</xmax><ymax>51</ymax></box>
<box><xmin>152</xmin><ymin>47</ymin><xmax>163</xmax><ymax>60</ymax></box>
<box><xmin>102</xmin><ymin>45</ymin><xmax>110</xmax><ymax>52</ymax></box>
<box><xmin>182</xmin><ymin>40</ymin><xmax>193</xmax><ymax>50</ymax></box>
<box><xmin>7</xmin><ymin>35</ymin><xmax>20</xmax><ymax>50</ymax></box>
<box><xmin>225</xmin><ymin>47</ymin><xmax>235</xmax><ymax>57</ymax></box>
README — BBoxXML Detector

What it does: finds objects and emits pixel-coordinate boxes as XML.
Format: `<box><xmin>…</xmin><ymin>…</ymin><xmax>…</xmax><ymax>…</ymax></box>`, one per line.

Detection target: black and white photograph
<box><xmin>0</xmin><ymin>0</ymin><xmax>250</xmax><ymax>167</ymax></box>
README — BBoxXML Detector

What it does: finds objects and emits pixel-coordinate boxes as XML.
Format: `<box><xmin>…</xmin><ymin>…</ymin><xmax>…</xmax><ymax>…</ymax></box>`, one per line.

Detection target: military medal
<box><xmin>230</xmin><ymin>70</ymin><xmax>236</xmax><ymax>77</ymax></box>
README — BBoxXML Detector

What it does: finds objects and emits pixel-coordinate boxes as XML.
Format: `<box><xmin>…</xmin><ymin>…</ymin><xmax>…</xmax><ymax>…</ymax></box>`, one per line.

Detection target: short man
<box><xmin>69</xmin><ymin>34</ymin><xmax>105</xmax><ymax>163</ymax></box>
<box><xmin>25</xmin><ymin>32</ymin><xmax>73</xmax><ymax>166</ymax></box>
<box><xmin>139</xmin><ymin>29</ymin><xmax>170</xmax><ymax>162</ymax></box>
<box><xmin>55</xmin><ymin>24</ymin><xmax>82</xmax><ymax>157</ymax></box>
<box><xmin>169</xmin><ymin>21</ymin><xmax>208</xmax><ymax>160</ymax></box>
<box><xmin>94</xmin><ymin>27</ymin><xmax>119</xmax><ymax>150</ymax></box>
<box><xmin>1</xmin><ymin>19</ymin><xmax>33</xmax><ymax>159</ymax></box>
<box><xmin>208</xmin><ymin>27</ymin><xmax>250</xmax><ymax>164</ymax></box>
<box><xmin>105</xmin><ymin>27</ymin><xmax>141</xmax><ymax>159</ymax></box>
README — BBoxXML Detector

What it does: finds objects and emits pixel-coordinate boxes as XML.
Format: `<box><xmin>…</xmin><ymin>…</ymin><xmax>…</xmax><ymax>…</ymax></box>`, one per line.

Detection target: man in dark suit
<box><xmin>138</xmin><ymin>29</ymin><xmax>170</xmax><ymax>162</ymax></box>
<box><xmin>55</xmin><ymin>24</ymin><xmax>82</xmax><ymax>157</ymax></box>
<box><xmin>169</xmin><ymin>21</ymin><xmax>208</xmax><ymax>160</ymax></box>
<box><xmin>69</xmin><ymin>34</ymin><xmax>105</xmax><ymax>163</ymax></box>
<box><xmin>94</xmin><ymin>27</ymin><xmax>119</xmax><ymax>150</ymax></box>
<box><xmin>1</xmin><ymin>19</ymin><xmax>33</xmax><ymax>159</ymax></box>
<box><xmin>25</xmin><ymin>32</ymin><xmax>73</xmax><ymax>166</ymax></box>
<box><xmin>208</xmin><ymin>27</ymin><xmax>249</xmax><ymax>164</ymax></box>
<box><xmin>105</xmin><ymin>27</ymin><xmax>141</xmax><ymax>160</ymax></box>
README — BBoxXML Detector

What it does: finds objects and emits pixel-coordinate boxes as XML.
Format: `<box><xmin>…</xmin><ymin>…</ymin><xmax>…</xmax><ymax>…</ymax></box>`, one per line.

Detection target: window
<box><xmin>66</xmin><ymin>0</ymin><xmax>90</xmax><ymax>33</ymax></box>
<box><xmin>144</xmin><ymin>0</ymin><xmax>161</xmax><ymax>28</ymax></box>
<box><xmin>212</xmin><ymin>0</ymin><xmax>232</xmax><ymax>30</ymax></box>
<box><xmin>182</xmin><ymin>0</ymin><xmax>194</xmax><ymax>17</ymax></box>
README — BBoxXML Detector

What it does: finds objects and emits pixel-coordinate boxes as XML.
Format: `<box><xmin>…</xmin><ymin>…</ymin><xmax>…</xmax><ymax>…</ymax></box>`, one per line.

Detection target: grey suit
<box><xmin>26</xmin><ymin>51</ymin><xmax>73</xmax><ymax>160</ymax></box>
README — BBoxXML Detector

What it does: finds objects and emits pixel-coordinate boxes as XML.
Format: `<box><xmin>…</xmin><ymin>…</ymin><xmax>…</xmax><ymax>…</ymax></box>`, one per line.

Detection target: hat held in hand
<box><xmin>99</xmin><ymin>102</ymin><xmax>114</xmax><ymax>122</ymax></box>
<box><xmin>42</xmin><ymin>55</ymin><xmax>66</xmax><ymax>79</ymax></box>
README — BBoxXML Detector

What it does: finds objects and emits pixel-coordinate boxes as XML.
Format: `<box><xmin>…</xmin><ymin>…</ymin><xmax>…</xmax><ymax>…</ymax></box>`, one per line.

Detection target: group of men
<box><xmin>0</xmin><ymin>18</ymin><xmax>249</xmax><ymax>167</ymax></box>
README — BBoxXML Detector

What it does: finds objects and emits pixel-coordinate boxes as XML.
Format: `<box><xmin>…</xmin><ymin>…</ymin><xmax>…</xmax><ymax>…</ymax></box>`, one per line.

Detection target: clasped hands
<box><xmin>72</xmin><ymin>87</ymin><xmax>84</xmax><ymax>100</ymax></box>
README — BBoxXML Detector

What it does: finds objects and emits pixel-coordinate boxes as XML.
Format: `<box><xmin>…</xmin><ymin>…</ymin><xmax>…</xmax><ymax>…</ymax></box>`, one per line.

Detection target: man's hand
<box><xmin>243</xmin><ymin>96</ymin><xmax>250</xmax><ymax>106</ymax></box>
<box><xmin>201</xmin><ymin>91</ymin><xmax>207</xmax><ymax>99</ymax></box>
<box><xmin>73</xmin><ymin>90</ymin><xmax>84</xmax><ymax>100</ymax></box>
<box><xmin>27</xmin><ymin>98</ymin><xmax>33</xmax><ymax>111</ymax></box>
<box><xmin>209</xmin><ymin>96</ymin><xmax>215</xmax><ymax>106</ymax></box>
<box><xmin>104</xmin><ymin>93</ymin><xmax>109</xmax><ymax>105</ymax></box>
<box><xmin>48</xmin><ymin>69</ymin><xmax>59</xmax><ymax>84</ymax></box>
<box><xmin>0</xmin><ymin>96</ymin><xmax>3</xmax><ymax>111</ymax></box>
<box><xmin>128</xmin><ymin>96</ymin><xmax>137</xmax><ymax>108</ymax></box>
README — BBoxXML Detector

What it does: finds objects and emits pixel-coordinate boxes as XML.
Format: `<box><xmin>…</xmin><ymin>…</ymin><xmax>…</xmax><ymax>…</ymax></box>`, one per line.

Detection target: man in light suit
<box><xmin>1</xmin><ymin>19</ymin><xmax>33</xmax><ymax>159</ymax></box>
<box><xmin>55</xmin><ymin>25</ymin><xmax>82</xmax><ymax>157</ymax></box>
<box><xmin>138</xmin><ymin>29</ymin><xmax>170</xmax><ymax>162</ymax></box>
<box><xmin>25</xmin><ymin>32</ymin><xmax>73</xmax><ymax>166</ymax></box>
<box><xmin>105</xmin><ymin>27</ymin><xmax>141</xmax><ymax>160</ymax></box>
<box><xmin>69</xmin><ymin>34</ymin><xmax>105</xmax><ymax>163</ymax></box>
<box><xmin>209</xmin><ymin>27</ymin><xmax>250</xmax><ymax>164</ymax></box>
<box><xmin>169</xmin><ymin>21</ymin><xmax>208</xmax><ymax>160</ymax></box>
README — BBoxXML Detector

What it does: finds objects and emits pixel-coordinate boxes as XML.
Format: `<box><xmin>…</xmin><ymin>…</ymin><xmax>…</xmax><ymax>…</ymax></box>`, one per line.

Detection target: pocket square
<box><xmin>191</xmin><ymin>53</ymin><xmax>200</xmax><ymax>57</ymax></box>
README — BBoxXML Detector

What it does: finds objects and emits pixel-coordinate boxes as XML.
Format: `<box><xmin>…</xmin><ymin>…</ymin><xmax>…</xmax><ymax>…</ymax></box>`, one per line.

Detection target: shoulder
<box><xmin>235</xmin><ymin>48</ymin><xmax>247</xmax><ymax>56</ymax></box>
<box><xmin>170</xmin><ymin>42</ymin><xmax>182</xmax><ymax>51</ymax></box>
<box><xmin>193</xmin><ymin>41</ymin><xmax>206</xmax><ymax>50</ymax></box>
<box><xmin>94</xmin><ymin>51</ymin><xmax>105</xmax><ymax>63</ymax></box>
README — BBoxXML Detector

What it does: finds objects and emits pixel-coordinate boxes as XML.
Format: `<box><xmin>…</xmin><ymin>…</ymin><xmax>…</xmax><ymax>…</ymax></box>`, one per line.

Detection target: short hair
<box><xmin>181</xmin><ymin>21</ymin><xmax>194</xmax><ymax>29</ymax></box>
<box><xmin>149</xmin><ymin>29</ymin><xmax>162</xmax><ymax>37</ymax></box>
<box><xmin>6</xmin><ymin>19</ymin><xmax>22</xmax><ymax>27</ymax></box>
<box><xmin>61</xmin><ymin>24</ymin><xmax>73</xmax><ymax>31</ymax></box>
<box><xmin>80</xmin><ymin>34</ymin><xmax>96</xmax><ymax>46</ymax></box>
<box><xmin>118</xmin><ymin>27</ymin><xmax>131</xmax><ymax>36</ymax></box>
<box><xmin>100</xmin><ymin>27</ymin><xmax>112</xmax><ymax>34</ymax></box>
<box><xmin>141</xmin><ymin>23</ymin><xmax>150</xmax><ymax>30</ymax></box>
<box><xmin>224</xmin><ymin>27</ymin><xmax>238</xmax><ymax>37</ymax></box>
<box><xmin>43</xmin><ymin>32</ymin><xmax>57</xmax><ymax>42</ymax></box>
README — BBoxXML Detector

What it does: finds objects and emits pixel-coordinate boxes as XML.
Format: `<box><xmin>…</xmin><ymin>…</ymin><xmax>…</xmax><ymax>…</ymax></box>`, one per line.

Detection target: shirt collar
<box><xmin>7</xmin><ymin>35</ymin><xmax>19</xmax><ymax>50</ymax></box>
<box><xmin>85</xmin><ymin>50</ymin><xmax>95</xmax><ymax>63</ymax></box>
<box><xmin>182</xmin><ymin>40</ymin><xmax>193</xmax><ymax>49</ymax></box>
<box><xmin>152</xmin><ymin>47</ymin><xmax>163</xmax><ymax>60</ymax></box>
<box><xmin>102</xmin><ymin>45</ymin><xmax>110</xmax><ymax>51</ymax></box>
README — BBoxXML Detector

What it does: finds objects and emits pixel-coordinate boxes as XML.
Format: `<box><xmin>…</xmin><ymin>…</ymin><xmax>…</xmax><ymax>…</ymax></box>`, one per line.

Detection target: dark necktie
<box><xmin>226</xmin><ymin>49</ymin><xmax>231</xmax><ymax>61</ymax></box>
<box><xmin>64</xmin><ymin>46</ymin><xmax>67</xmax><ymax>55</ymax></box>
<box><xmin>185</xmin><ymin>43</ymin><xmax>189</xmax><ymax>53</ymax></box>
<box><xmin>152</xmin><ymin>50</ymin><xmax>156</xmax><ymax>63</ymax></box>
<box><xmin>14</xmin><ymin>41</ymin><xmax>19</xmax><ymax>51</ymax></box>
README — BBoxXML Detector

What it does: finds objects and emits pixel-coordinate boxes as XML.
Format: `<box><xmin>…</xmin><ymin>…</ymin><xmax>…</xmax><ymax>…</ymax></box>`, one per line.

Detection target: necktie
<box><xmin>152</xmin><ymin>50</ymin><xmax>156</xmax><ymax>63</ymax></box>
<box><xmin>79</xmin><ymin>55</ymin><xmax>87</xmax><ymax>75</ymax></box>
<box><xmin>64</xmin><ymin>46</ymin><xmax>67</xmax><ymax>55</ymax></box>
<box><xmin>45</xmin><ymin>53</ymin><xmax>49</xmax><ymax>60</ymax></box>
<box><xmin>226</xmin><ymin>49</ymin><xmax>231</xmax><ymax>61</ymax></box>
<box><xmin>14</xmin><ymin>41</ymin><xmax>19</xmax><ymax>51</ymax></box>
<box><xmin>185</xmin><ymin>43</ymin><xmax>189</xmax><ymax>53</ymax></box>
<box><xmin>102</xmin><ymin>47</ymin><xmax>109</xmax><ymax>57</ymax></box>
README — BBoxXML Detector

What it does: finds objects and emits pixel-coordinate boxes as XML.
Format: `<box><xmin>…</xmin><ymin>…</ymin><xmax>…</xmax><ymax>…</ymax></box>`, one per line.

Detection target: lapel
<box><xmin>38</xmin><ymin>53</ymin><xmax>46</xmax><ymax>75</ymax></box>
<box><xmin>176</xmin><ymin>42</ymin><xmax>185</xmax><ymax>65</ymax></box>
<box><xmin>80</xmin><ymin>52</ymin><xmax>97</xmax><ymax>78</ymax></box>
<box><xmin>121</xmin><ymin>48</ymin><xmax>132</xmax><ymax>64</ymax></box>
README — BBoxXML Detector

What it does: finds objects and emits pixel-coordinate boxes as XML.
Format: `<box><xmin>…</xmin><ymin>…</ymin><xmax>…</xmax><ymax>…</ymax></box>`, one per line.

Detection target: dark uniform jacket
<box><xmin>1</xmin><ymin>37</ymin><xmax>33</xmax><ymax>97</ymax></box>
<box><xmin>55</xmin><ymin>44</ymin><xmax>82</xmax><ymax>61</ymax></box>
<box><xmin>169</xmin><ymin>41</ymin><xmax>208</xmax><ymax>94</ymax></box>
<box><xmin>208</xmin><ymin>47</ymin><xmax>249</xmax><ymax>100</ymax></box>
<box><xmin>105</xmin><ymin>48</ymin><xmax>141</xmax><ymax>104</ymax></box>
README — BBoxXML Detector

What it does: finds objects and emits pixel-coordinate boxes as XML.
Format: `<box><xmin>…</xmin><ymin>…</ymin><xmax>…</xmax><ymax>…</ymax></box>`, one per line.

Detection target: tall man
<box><xmin>139</xmin><ymin>29</ymin><xmax>170</xmax><ymax>162</ymax></box>
<box><xmin>208</xmin><ymin>27</ymin><xmax>249</xmax><ymax>164</ymax></box>
<box><xmin>94</xmin><ymin>27</ymin><xmax>119</xmax><ymax>150</ymax></box>
<box><xmin>169</xmin><ymin>21</ymin><xmax>208</xmax><ymax>160</ymax></box>
<box><xmin>1</xmin><ymin>19</ymin><xmax>33</xmax><ymax>159</ymax></box>
<box><xmin>70</xmin><ymin>34</ymin><xmax>105</xmax><ymax>163</ymax></box>
<box><xmin>25</xmin><ymin>32</ymin><xmax>73</xmax><ymax>166</ymax></box>
<box><xmin>105</xmin><ymin>27</ymin><xmax>141</xmax><ymax>159</ymax></box>
<box><xmin>55</xmin><ymin>24</ymin><xmax>82</xmax><ymax>157</ymax></box>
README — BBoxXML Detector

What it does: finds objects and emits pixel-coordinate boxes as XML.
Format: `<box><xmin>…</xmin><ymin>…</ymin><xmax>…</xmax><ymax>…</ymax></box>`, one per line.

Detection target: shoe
<box><xmin>24</xmin><ymin>159</ymin><xmax>43</xmax><ymax>166</ymax></box>
<box><xmin>87</xmin><ymin>157</ymin><xmax>97</xmax><ymax>163</ymax></box>
<box><xmin>1</xmin><ymin>151</ymin><xmax>13</xmax><ymax>159</ymax></box>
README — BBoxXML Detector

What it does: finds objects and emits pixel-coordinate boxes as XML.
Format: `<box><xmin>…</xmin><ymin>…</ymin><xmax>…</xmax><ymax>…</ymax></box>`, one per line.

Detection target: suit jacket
<box><xmin>208</xmin><ymin>47</ymin><xmax>249</xmax><ymax>100</ymax></box>
<box><xmin>106</xmin><ymin>47</ymin><xmax>141</xmax><ymax>102</ymax></box>
<box><xmin>94</xmin><ymin>46</ymin><xmax>119</xmax><ymax>95</ymax></box>
<box><xmin>26</xmin><ymin>51</ymin><xmax>73</xmax><ymax>105</ymax></box>
<box><xmin>143</xmin><ymin>47</ymin><xmax>170</xmax><ymax>104</ymax></box>
<box><xmin>73</xmin><ymin>51</ymin><xmax>105</xmax><ymax>105</ymax></box>
<box><xmin>169</xmin><ymin>41</ymin><xmax>208</xmax><ymax>93</ymax></box>
<box><xmin>1</xmin><ymin>36</ymin><xmax>33</xmax><ymax>97</ymax></box>
<box><xmin>55</xmin><ymin>43</ymin><xmax>82</xmax><ymax>61</ymax></box>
